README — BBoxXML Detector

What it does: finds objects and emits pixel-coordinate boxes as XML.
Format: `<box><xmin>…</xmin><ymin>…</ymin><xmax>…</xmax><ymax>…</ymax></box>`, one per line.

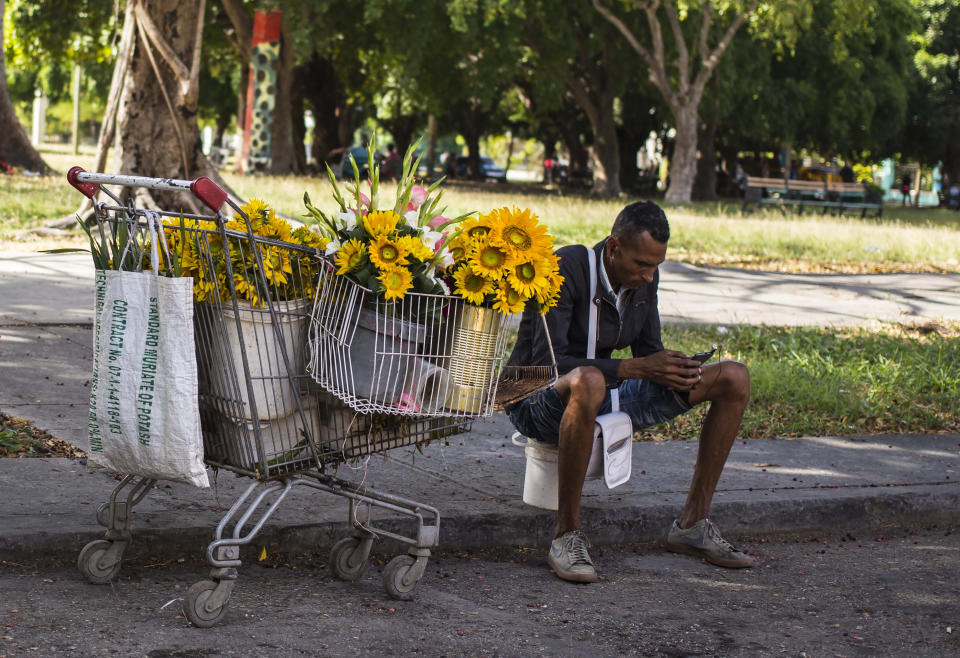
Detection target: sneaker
<box><xmin>547</xmin><ymin>530</ymin><xmax>598</xmax><ymax>583</ymax></box>
<box><xmin>665</xmin><ymin>518</ymin><xmax>755</xmax><ymax>568</ymax></box>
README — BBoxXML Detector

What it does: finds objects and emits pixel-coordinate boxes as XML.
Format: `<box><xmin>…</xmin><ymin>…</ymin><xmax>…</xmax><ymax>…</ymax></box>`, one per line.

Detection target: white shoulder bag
<box><xmin>583</xmin><ymin>245</ymin><xmax>633</xmax><ymax>488</ymax></box>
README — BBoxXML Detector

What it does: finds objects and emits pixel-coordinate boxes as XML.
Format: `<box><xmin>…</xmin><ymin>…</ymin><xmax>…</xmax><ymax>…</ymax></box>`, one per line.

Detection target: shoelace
<box><xmin>704</xmin><ymin>519</ymin><xmax>737</xmax><ymax>552</ymax></box>
<box><xmin>565</xmin><ymin>531</ymin><xmax>594</xmax><ymax>565</ymax></box>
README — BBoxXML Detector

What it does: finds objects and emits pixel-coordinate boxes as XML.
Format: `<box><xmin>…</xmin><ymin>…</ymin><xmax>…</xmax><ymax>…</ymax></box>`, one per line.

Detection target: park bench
<box><xmin>743</xmin><ymin>176</ymin><xmax>882</xmax><ymax>217</ymax></box>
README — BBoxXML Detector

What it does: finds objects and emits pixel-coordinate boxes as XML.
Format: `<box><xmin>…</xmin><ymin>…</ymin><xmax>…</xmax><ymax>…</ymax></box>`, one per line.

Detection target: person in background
<box><xmin>382</xmin><ymin>143</ymin><xmax>402</xmax><ymax>180</ymax></box>
<box><xmin>839</xmin><ymin>161</ymin><xmax>855</xmax><ymax>184</ymax></box>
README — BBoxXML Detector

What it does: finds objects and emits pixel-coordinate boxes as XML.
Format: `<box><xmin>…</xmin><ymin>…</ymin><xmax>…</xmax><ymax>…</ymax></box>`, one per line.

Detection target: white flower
<box><xmin>421</xmin><ymin>230</ymin><xmax>444</xmax><ymax>251</ymax></box>
<box><xmin>324</xmin><ymin>238</ymin><xmax>341</xmax><ymax>256</ymax></box>
<box><xmin>436</xmin><ymin>248</ymin><xmax>455</xmax><ymax>270</ymax></box>
<box><xmin>338</xmin><ymin>210</ymin><xmax>357</xmax><ymax>231</ymax></box>
<box><xmin>403</xmin><ymin>210</ymin><xmax>419</xmax><ymax>227</ymax></box>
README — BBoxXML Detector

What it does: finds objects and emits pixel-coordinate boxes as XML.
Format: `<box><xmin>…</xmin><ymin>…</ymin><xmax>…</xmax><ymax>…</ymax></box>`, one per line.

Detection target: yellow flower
<box><xmin>378</xmin><ymin>266</ymin><xmax>413</xmax><ymax>301</ymax></box>
<box><xmin>237</xmin><ymin>198</ymin><xmax>274</xmax><ymax>233</ymax></box>
<box><xmin>536</xmin><ymin>269</ymin><xmax>564</xmax><ymax>311</ymax></box>
<box><xmin>369</xmin><ymin>234</ymin><xmax>409</xmax><ymax>270</ymax></box>
<box><xmin>493</xmin><ymin>282</ymin><xmax>528</xmax><ymax>315</ymax></box>
<box><xmin>453</xmin><ymin>267</ymin><xmax>495</xmax><ymax>305</ymax></box>
<box><xmin>468</xmin><ymin>237</ymin><xmax>513</xmax><ymax>280</ymax></box>
<box><xmin>490</xmin><ymin>206</ymin><xmax>552</xmax><ymax>257</ymax></box>
<box><xmin>334</xmin><ymin>238</ymin><xmax>367</xmax><ymax>275</ymax></box>
<box><xmin>363</xmin><ymin>210</ymin><xmax>400</xmax><ymax>237</ymax></box>
<box><xmin>292</xmin><ymin>226</ymin><xmax>328</xmax><ymax>251</ymax></box>
<box><xmin>397</xmin><ymin>234</ymin><xmax>433</xmax><ymax>262</ymax></box>
<box><xmin>459</xmin><ymin>213</ymin><xmax>496</xmax><ymax>242</ymax></box>
<box><xmin>507</xmin><ymin>256</ymin><xmax>551</xmax><ymax>298</ymax></box>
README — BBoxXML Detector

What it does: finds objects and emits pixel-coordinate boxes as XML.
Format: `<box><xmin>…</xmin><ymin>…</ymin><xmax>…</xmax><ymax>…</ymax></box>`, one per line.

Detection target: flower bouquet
<box><xmin>303</xmin><ymin>140</ymin><xmax>468</xmax><ymax>305</ymax></box>
<box><xmin>441</xmin><ymin>207</ymin><xmax>563</xmax><ymax>412</ymax></box>
<box><xmin>158</xmin><ymin>199</ymin><xmax>327</xmax><ymax>306</ymax></box>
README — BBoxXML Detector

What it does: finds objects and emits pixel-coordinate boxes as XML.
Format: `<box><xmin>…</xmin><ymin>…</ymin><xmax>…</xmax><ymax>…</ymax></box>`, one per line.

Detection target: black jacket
<box><xmin>506</xmin><ymin>239</ymin><xmax>663</xmax><ymax>388</ymax></box>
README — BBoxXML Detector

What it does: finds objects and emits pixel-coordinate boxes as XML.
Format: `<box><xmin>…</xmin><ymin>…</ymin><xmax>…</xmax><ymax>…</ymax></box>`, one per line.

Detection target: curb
<box><xmin>4</xmin><ymin>483</ymin><xmax>957</xmax><ymax>565</ymax></box>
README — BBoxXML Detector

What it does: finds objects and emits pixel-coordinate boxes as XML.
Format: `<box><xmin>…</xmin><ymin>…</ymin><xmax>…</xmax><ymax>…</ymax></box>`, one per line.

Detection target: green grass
<box><xmin>621</xmin><ymin>321</ymin><xmax>960</xmax><ymax>440</ymax></box>
<box><xmin>3</xmin><ymin>146</ymin><xmax>959</xmax><ymax>274</ymax></box>
<box><xmin>223</xmin><ymin>171</ymin><xmax>960</xmax><ymax>274</ymax></box>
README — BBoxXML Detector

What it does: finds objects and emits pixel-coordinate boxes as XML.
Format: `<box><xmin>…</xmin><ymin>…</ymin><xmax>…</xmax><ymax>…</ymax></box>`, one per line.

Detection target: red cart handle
<box><xmin>67</xmin><ymin>166</ymin><xmax>100</xmax><ymax>198</ymax></box>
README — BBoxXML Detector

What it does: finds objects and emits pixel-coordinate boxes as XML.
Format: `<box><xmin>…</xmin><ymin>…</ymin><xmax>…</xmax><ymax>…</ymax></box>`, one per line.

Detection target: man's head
<box><xmin>605</xmin><ymin>201</ymin><xmax>669</xmax><ymax>290</ymax></box>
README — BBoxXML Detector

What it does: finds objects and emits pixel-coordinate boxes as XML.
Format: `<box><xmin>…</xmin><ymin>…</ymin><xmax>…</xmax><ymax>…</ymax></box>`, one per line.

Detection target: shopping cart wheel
<box><xmin>329</xmin><ymin>537</ymin><xmax>372</xmax><ymax>581</ymax></box>
<box><xmin>77</xmin><ymin>539</ymin><xmax>123</xmax><ymax>584</ymax></box>
<box><xmin>382</xmin><ymin>555</ymin><xmax>423</xmax><ymax>601</ymax></box>
<box><xmin>183</xmin><ymin>580</ymin><xmax>229</xmax><ymax>628</ymax></box>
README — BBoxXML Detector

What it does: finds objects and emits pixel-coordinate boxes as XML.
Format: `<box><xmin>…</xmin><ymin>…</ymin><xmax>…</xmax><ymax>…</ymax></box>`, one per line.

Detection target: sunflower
<box><xmin>369</xmin><ymin>234</ymin><xmax>409</xmax><ymax>270</ymax></box>
<box><xmin>363</xmin><ymin>209</ymin><xmax>400</xmax><ymax>237</ymax></box>
<box><xmin>490</xmin><ymin>206</ymin><xmax>553</xmax><ymax>257</ymax></box>
<box><xmin>378</xmin><ymin>266</ymin><xmax>413</xmax><ymax>301</ymax></box>
<box><xmin>459</xmin><ymin>213</ymin><xmax>496</xmax><ymax>242</ymax></box>
<box><xmin>507</xmin><ymin>256</ymin><xmax>551</xmax><ymax>298</ymax></box>
<box><xmin>397</xmin><ymin>234</ymin><xmax>434</xmax><ymax>262</ymax></box>
<box><xmin>334</xmin><ymin>238</ymin><xmax>367</xmax><ymax>275</ymax></box>
<box><xmin>536</xmin><ymin>268</ymin><xmax>564</xmax><ymax>311</ymax></box>
<box><xmin>468</xmin><ymin>237</ymin><xmax>513</xmax><ymax>280</ymax></box>
<box><xmin>493</xmin><ymin>282</ymin><xmax>528</xmax><ymax>315</ymax></box>
<box><xmin>452</xmin><ymin>266</ymin><xmax>495</xmax><ymax>305</ymax></box>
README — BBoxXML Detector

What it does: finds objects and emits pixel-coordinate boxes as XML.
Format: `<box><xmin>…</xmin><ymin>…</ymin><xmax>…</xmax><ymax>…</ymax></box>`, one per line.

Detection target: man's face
<box><xmin>607</xmin><ymin>230</ymin><xmax>667</xmax><ymax>289</ymax></box>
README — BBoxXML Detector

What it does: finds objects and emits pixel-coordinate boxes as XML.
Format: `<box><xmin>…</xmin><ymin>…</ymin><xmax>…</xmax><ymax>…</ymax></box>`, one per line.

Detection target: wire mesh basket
<box><xmin>307</xmin><ymin>266</ymin><xmax>514</xmax><ymax>418</ymax></box>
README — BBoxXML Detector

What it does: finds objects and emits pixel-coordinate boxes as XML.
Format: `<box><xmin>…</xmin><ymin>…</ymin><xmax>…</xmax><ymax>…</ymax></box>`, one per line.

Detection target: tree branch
<box><xmin>186</xmin><ymin>0</ymin><xmax>207</xmax><ymax>104</ymax></box>
<box><xmin>693</xmin><ymin>0</ymin><xmax>756</xmax><ymax>93</ymax></box>
<box><xmin>663</xmin><ymin>0</ymin><xmax>690</xmax><ymax>93</ymax></box>
<box><xmin>132</xmin><ymin>0</ymin><xmax>189</xmax><ymax>83</ymax></box>
<box><xmin>592</xmin><ymin>0</ymin><xmax>680</xmax><ymax>110</ymax></box>
<box><xmin>696</xmin><ymin>2</ymin><xmax>716</xmax><ymax>63</ymax></box>
<box><xmin>220</xmin><ymin>0</ymin><xmax>252</xmax><ymax>62</ymax></box>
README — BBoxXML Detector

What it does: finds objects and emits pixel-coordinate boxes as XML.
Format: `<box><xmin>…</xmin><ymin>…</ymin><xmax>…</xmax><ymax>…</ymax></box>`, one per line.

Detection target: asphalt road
<box><xmin>2</xmin><ymin>524</ymin><xmax>957</xmax><ymax>657</ymax></box>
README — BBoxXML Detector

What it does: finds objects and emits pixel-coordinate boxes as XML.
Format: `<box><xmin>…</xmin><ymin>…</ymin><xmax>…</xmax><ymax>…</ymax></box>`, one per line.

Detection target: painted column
<box><xmin>239</xmin><ymin>10</ymin><xmax>282</xmax><ymax>173</ymax></box>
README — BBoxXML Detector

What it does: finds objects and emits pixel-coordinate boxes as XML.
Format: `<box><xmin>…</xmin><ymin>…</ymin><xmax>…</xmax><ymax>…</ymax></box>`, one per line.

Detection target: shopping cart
<box><xmin>67</xmin><ymin>168</ymin><xmax>474</xmax><ymax>627</ymax></box>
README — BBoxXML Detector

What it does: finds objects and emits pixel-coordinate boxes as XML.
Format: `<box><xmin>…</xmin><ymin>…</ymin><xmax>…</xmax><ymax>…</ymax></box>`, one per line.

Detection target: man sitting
<box><xmin>505</xmin><ymin>201</ymin><xmax>753</xmax><ymax>583</ymax></box>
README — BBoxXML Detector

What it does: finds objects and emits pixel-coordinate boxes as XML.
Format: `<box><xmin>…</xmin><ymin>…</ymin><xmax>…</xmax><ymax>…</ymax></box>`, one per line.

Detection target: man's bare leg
<box><xmin>680</xmin><ymin>360</ymin><xmax>750</xmax><ymax>528</ymax></box>
<box><xmin>553</xmin><ymin>366</ymin><xmax>607</xmax><ymax>537</ymax></box>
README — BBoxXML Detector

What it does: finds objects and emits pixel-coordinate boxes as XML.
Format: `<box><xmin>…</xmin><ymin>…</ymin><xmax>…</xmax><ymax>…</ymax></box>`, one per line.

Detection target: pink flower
<box><xmin>360</xmin><ymin>192</ymin><xmax>371</xmax><ymax>208</ymax></box>
<box><xmin>428</xmin><ymin>215</ymin><xmax>449</xmax><ymax>229</ymax></box>
<box><xmin>410</xmin><ymin>185</ymin><xmax>428</xmax><ymax>209</ymax></box>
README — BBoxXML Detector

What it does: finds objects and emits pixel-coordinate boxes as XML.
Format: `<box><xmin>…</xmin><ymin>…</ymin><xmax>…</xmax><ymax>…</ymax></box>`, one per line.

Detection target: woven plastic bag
<box><xmin>87</xmin><ymin>215</ymin><xmax>208</xmax><ymax>487</ymax></box>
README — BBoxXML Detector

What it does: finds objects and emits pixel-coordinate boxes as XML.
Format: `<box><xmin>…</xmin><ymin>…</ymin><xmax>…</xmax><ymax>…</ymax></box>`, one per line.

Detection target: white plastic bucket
<box><xmin>512</xmin><ymin>433</ymin><xmax>559</xmax><ymax>510</ymax></box>
<box><xmin>201</xmin><ymin>298</ymin><xmax>310</xmax><ymax>421</ymax></box>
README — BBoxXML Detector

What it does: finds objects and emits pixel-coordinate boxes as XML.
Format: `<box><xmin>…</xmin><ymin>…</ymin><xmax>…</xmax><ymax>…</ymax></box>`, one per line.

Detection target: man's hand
<box><xmin>617</xmin><ymin>350</ymin><xmax>701</xmax><ymax>390</ymax></box>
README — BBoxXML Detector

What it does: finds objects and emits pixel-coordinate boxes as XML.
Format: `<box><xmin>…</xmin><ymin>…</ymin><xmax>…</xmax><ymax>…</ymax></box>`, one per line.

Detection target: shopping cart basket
<box><xmin>67</xmin><ymin>168</ymin><xmax>472</xmax><ymax>626</ymax></box>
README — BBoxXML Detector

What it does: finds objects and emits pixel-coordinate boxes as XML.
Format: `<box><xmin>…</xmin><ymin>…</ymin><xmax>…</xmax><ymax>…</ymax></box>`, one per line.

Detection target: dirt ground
<box><xmin>1</xmin><ymin>523</ymin><xmax>957</xmax><ymax>657</ymax></box>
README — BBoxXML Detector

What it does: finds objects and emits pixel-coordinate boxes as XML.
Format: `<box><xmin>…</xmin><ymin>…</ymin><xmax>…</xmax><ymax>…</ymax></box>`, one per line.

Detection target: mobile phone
<box><xmin>690</xmin><ymin>345</ymin><xmax>719</xmax><ymax>364</ymax></box>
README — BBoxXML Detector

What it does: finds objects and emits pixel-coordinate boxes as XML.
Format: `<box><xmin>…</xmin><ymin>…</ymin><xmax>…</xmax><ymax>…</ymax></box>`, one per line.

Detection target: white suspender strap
<box><xmin>585</xmin><ymin>245</ymin><xmax>597</xmax><ymax>360</ymax></box>
<box><xmin>585</xmin><ymin>245</ymin><xmax>619</xmax><ymax>412</ymax></box>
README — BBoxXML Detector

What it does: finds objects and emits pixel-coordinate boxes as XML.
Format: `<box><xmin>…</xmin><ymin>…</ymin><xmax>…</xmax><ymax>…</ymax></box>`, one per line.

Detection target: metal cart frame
<box><xmin>68</xmin><ymin>168</ymin><xmax>468</xmax><ymax>627</ymax></box>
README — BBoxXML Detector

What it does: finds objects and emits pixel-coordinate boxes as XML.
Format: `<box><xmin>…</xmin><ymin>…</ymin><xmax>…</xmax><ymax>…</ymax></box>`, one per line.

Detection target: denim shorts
<box><xmin>505</xmin><ymin>378</ymin><xmax>691</xmax><ymax>445</ymax></box>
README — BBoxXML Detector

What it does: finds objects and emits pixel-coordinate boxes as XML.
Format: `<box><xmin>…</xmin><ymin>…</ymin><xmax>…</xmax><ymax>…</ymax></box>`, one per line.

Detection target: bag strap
<box><xmin>584</xmin><ymin>245</ymin><xmax>619</xmax><ymax>412</ymax></box>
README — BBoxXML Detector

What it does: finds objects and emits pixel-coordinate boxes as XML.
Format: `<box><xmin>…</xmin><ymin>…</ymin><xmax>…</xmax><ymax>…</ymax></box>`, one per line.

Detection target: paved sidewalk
<box><xmin>1</xmin><ymin>251</ymin><xmax>958</xmax><ymax>564</ymax></box>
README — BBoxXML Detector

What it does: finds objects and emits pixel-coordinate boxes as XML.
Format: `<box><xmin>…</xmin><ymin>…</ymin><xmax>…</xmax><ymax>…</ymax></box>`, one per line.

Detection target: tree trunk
<box><xmin>302</xmin><ymin>53</ymin><xmax>347</xmax><ymax>168</ymax></box>
<box><xmin>692</xmin><ymin>113</ymin><xmax>719</xmax><ymax>201</ymax></box>
<box><xmin>664</xmin><ymin>104</ymin><xmax>698</xmax><ymax>204</ymax></box>
<box><xmin>290</xmin><ymin>66</ymin><xmax>307</xmax><ymax>173</ymax></box>
<box><xmin>589</xmin><ymin>99</ymin><xmax>622</xmax><ymax>197</ymax></box>
<box><xmin>113</xmin><ymin>0</ymin><xmax>223</xmax><ymax>213</ymax></box>
<box><xmin>0</xmin><ymin>0</ymin><xmax>49</xmax><ymax>172</ymax></box>
<box><xmin>267</xmin><ymin>17</ymin><xmax>297</xmax><ymax>174</ymax></box>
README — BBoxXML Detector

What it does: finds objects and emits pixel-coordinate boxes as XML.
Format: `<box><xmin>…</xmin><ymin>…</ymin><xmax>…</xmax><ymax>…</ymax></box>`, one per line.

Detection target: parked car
<box><xmin>455</xmin><ymin>155</ymin><xmax>507</xmax><ymax>181</ymax></box>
